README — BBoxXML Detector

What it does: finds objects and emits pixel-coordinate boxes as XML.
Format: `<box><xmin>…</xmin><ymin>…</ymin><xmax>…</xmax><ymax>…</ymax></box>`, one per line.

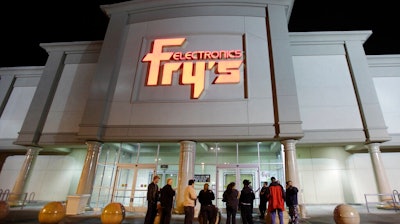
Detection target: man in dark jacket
<box><xmin>239</xmin><ymin>179</ymin><xmax>255</xmax><ymax>224</ymax></box>
<box><xmin>286</xmin><ymin>180</ymin><xmax>299</xmax><ymax>224</ymax></box>
<box><xmin>259</xmin><ymin>181</ymin><xmax>269</xmax><ymax>218</ymax></box>
<box><xmin>160</xmin><ymin>178</ymin><xmax>176</xmax><ymax>224</ymax></box>
<box><xmin>144</xmin><ymin>175</ymin><xmax>160</xmax><ymax>224</ymax></box>
<box><xmin>197</xmin><ymin>183</ymin><xmax>216</xmax><ymax>224</ymax></box>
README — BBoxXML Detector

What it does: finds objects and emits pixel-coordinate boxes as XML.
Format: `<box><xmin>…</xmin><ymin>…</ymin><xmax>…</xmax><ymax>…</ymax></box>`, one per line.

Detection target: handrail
<box><xmin>20</xmin><ymin>192</ymin><xmax>28</xmax><ymax>209</ymax></box>
<box><xmin>393</xmin><ymin>190</ymin><xmax>399</xmax><ymax>212</ymax></box>
<box><xmin>364</xmin><ymin>192</ymin><xmax>398</xmax><ymax>213</ymax></box>
<box><xmin>0</xmin><ymin>191</ymin><xmax>37</xmax><ymax>210</ymax></box>
<box><xmin>28</xmin><ymin>192</ymin><xmax>36</xmax><ymax>203</ymax></box>
<box><xmin>1</xmin><ymin>192</ymin><xmax>28</xmax><ymax>209</ymax></box>
<box><xmin>0</xmin><ymin>189</ymin><xmax>10</xmax><ymax>201</ymax></box>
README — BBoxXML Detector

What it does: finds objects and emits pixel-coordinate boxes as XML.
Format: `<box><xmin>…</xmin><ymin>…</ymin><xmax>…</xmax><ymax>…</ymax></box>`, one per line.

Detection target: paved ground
<box><xmin>1</xmin><ymin>204</ymin><xmax>399</xmax><ymax>223</ymax></box>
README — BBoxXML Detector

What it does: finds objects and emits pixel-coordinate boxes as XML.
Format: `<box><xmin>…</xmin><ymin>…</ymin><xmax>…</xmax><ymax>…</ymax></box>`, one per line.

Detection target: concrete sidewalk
<box><xmin>1</xmin><ymin>204</ymin><xmax>399</xmax><ymax>224</ymax></box>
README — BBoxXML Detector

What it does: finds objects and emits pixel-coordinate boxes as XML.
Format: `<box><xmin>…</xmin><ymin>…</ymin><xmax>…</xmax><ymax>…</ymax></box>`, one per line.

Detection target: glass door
<box><xmin>216</xmin><ymin>164</ymin><xmax>260</xmax><ymax>209</ymax></box>
<box><xmin>112</xmin><ymin>164</ymin><xmax>156</xmax><ymax>212</ymax></box>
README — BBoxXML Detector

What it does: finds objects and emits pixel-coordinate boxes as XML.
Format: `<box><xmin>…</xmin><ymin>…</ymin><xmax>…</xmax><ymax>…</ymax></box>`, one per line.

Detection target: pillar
<box><xmin>78</xmin><ymin>12</ymin><xmax>128</xmax><ymax>138</ymax></box>
<box><xmin>367</xmin><ymin>143</ymin><xmax>392</xmax><ymax>201</ymax></box>
<box><xmin>175</xmin><ymin>140</ymin><xmax>196</xmax><ymax>214</ymax></box>
<box><xmin>75</xmin><ymin>141</ymin><xmax>102</xmax><ymax>195</ymax></box>
<box><xmin>8</xmin><ymin>147</ymin><xmax>41</xmax><ymax>205</ymax></box>
<box><xmin>282</xmin><ymin>140</ymin><xmax>307</xmax><ymax>218</ymax></box>
<box><xmin>266</xmin><ymin>4</ymin><xmax>304</xmax><ymax>140</ymax></box>
<box><xmin>14</xmin><ymin>51</ymin><xmax>66</xmax><ymax>146</ymax></box>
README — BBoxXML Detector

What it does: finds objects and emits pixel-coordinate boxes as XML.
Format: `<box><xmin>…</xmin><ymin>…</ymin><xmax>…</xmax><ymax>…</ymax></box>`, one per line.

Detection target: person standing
<box><xmin>197</xmin><ymin>183</ymin><xmax>216</xmax><ymax>224</ymax></box>
<box><xmin>239</xmin><ymin>179</ymin><xmax>255</xmax><ymax>224</ymax></box>
<box><xmin>183</xmin><ymin>179</ymin><xmax>197</xmax><ymax>224</ymax></box>
<box><xmin>222</xmin><ymin>182</ymin><xmax>239</xmax><ymax>224</ymax></box>
<box><xmin>259</xmin><ymin>181</ymin><xmax>269</xmax><ymax>219</ymax></box>
<box><xmin>285</xmin><ymin>181</ymin><xmax>299</xmax><ymax>224</ymax></box>
<box><xmin>144</xmin><ymin>175</ymin><xmax>160</xmax><ymax>224</ymax></box>
<box><xmin>267</xmin><ymin>177</ymin><xmax>285</xmax><ymax>224</ymax></box>
<box><xmin>160</xmin><ymin>178</ymin><xmax>176</xmax><ymax>224</ymax></box>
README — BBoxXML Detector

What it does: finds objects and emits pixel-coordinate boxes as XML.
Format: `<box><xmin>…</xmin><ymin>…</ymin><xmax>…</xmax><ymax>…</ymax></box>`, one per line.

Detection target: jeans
<box><xmin>270</xmin><ymin>209</ymin><xmax>283</xmax><ymax>224</ymax></box>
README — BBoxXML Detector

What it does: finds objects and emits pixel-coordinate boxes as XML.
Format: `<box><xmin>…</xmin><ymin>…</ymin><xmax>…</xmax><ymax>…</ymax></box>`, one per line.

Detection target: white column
<box><xmin>267</xmin><ymin>4</ymin><xmax>304</xmax><ymax>139</ymax></box>
<box><xmin>175</xmin><ymin>140</ymin><xmax>196</xmax><ymax>214</ymax></box>
<box><xmin>367</xmin><ymin>143</ymin><xmax>392</xmax><ymax>201</ymax></box>
<box><xmin>282</xmin><ymin>140</ymin><xmax>307</xmax><ymax>218</ymax></box>
<box><xmin>8</xmin><ymin>147</ymin><xmax>41</xmax><ymax>205</ymax></box>
<box><xmin>76</xmin><ymin>141</ymin><xmax>102</xmax><ymax>194</ymax></box>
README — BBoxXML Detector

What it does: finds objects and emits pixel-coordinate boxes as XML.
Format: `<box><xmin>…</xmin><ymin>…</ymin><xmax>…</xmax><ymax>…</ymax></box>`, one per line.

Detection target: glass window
<box><xmin>98</xmin><ymin>143</ymin><xmax>120</xmax><ymax>164</ymax></box>
<box><xmin>215</xmin><ymin>142</ymin><xmax>237</xmax><ymax>165</ymax></box>
<box><xmin>138</xmin><ymin>143</ymin><xmax>159</xmax><ymax>164</ymax></box>
<box><xmin>119</xmin><ymin>143</ymin><xmax>138</xmax><ymax>164</ymax></box>
<box><xmin>157</xmin><ymin>143</ymin><xmax>180</xmax><ymax>164</ymax></box>
<box><xmin>237</xmin><ymin>142</ymin><xmax>259</xmax><ymax>164</ymax></box>
<box><xmin>93</xmin><ymin>141</ymin><xmax>285</xmax><ymax>210</ymax></box>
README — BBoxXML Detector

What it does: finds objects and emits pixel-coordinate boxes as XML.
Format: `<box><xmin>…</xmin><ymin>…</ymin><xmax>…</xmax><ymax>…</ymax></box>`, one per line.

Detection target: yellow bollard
<box><xmin>333</xmin><ymin>204</ymin><xmax>360</xmax><ymax>224</ymax></box>
<box><xmin>38</xmin><ymin>201</ymin><xmax>66</xmax><ymax>224</ymax></box>
<box><xmin>0</xmin><ymin>201</ymin><xmax>10</xmax><ymax>220</ymax></box>
<box><xmin>101</xmin><ymin>202</ymin><xmax>125</xmax><ymax>224</ymax></box>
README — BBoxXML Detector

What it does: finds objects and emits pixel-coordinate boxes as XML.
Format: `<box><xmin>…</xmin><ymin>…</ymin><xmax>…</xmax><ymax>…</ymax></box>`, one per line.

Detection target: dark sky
<box><xmin>0</xmin><ymin>0</ymin><xmax>398</xmax><ymax>68</ymax></box>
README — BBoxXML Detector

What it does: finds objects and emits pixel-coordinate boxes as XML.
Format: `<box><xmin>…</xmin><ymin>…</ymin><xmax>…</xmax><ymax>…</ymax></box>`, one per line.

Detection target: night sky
<box><xmin>0</xmin><ymin>0</ymin><xmax>398</xmax><ymax>67</ymax></box>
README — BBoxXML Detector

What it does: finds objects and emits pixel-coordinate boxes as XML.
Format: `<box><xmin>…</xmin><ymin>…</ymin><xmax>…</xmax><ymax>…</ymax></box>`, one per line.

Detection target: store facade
<box><xmin>1</xmin><ymin>0</ymin><xmax>400</xmax><ymax>215</ymax></box>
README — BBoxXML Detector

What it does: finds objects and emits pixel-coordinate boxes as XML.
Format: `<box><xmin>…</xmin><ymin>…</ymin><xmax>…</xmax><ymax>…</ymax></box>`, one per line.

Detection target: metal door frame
<box><xmin>112</xmin><ymin>163</ymin><xmax>157</xmax><ymax>212</ymax></box>
<box><xmin>216</xmin><ymin>164</ymin><xmax>260</xmax><ymax>208</ymax></box>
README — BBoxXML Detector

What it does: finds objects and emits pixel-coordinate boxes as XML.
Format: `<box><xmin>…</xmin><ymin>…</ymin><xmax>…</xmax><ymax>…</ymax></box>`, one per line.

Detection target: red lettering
<box><xmin>172</xmin><ymin>52</ymin><xmax>181</xmax><ymax>61</ymax></box>
<box><xmin>142</xmin><ymin>37</ymin><xmax>244</xmax><ymax>99</ymax></box>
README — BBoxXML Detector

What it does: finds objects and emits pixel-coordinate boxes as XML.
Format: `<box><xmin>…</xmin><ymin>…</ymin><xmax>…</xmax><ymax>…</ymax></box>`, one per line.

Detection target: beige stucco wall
<box><xmin>297</xmin><ymin>146</ymin><xmax>400</xmax><ymax>204</ymax></box>
<box><xmin>0</xmin><ymin>149</ymin><xmax>86</xmax><ymax>201</ymax></box>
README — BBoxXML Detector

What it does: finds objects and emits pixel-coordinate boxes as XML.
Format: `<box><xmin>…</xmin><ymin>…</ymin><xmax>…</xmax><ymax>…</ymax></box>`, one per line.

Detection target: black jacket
<box><xmin>147</xmin><ymin>182</ymin><xmax>159</xmax><ymax>204</ymax></box>
<box><xmin>285</xmin><ymin>186</ymin><xmax>298</xmax><ymax>206</ymax></box>
<box><xmin>223</xmin><ymin>188</ymin><xmax>239</xmax><ymax>209</ymax></box>
<box><xmin>259</xmin><ymin>186</ymin><xmax>270</xmax><ymax>202</ymax></box>
<box><xmin>198</xmin><ymin>189</ymin><xmax>215</xmax><ymax>206</ymax></box>
<box><xmin>160</xmin><ymin>184</ymin><xmax>175</xmax><ymax>208</ymax></box>
<box><xmin>239</xmin><ymin>186</ymin><xmax>255</xmax><ymax>205</ymax></box>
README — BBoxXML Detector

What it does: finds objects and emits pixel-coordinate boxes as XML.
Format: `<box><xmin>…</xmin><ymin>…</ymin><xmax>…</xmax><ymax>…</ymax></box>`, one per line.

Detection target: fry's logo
<box><xmin>142</xmin><ymin>38</ymin><xmax>243</xmax><ymax>99</ymax></box>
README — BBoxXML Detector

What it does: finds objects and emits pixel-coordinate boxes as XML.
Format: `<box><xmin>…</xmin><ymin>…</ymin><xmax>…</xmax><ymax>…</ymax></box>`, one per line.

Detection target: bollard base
<box><xmin>38</xmin><ymin>201</ymin><xmax>66</xmax><ymax>224</ymax></box>
<box><xmin>101</xmin><ymin>202</ymin><xmax>125</xmax><ymax>224</ymax></box>
<box><xmin>0</xmin><ymin>201</ymin><xmax>10</xmax><ymax>220</ymax></box>
<box><xmin>333</xmin><ymin>204</ymin><xmax>360</xmax><ymax>224</ymax></box>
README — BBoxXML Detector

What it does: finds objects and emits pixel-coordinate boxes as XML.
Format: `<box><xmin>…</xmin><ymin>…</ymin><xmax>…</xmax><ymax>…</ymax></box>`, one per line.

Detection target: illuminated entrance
<box><xmin>90</xmin><ymin>142</ymin><xmax>284</xmax><ymax>212</ymax></box>
<box><xmin>216</xmin><ymin>164</ymin><xmax>260</xmax><ymax>209</ymax></box>
<box><xmin>111</xmin><ymin>164</ymin><xmax>156</xmax><ymax>212</ymax></box>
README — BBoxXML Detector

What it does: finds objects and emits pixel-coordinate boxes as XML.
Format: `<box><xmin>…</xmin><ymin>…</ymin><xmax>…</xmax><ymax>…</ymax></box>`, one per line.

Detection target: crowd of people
<box><xmin>143</xmin><ymin>175</ymin><xmax>299</xmax><ymax>224</ymax></box>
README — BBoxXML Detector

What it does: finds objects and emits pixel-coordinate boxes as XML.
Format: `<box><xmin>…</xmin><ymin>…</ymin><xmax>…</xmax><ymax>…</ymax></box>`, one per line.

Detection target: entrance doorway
<box><xmin>112</xmin><ymin>164</ymin><xmax>156</xmax><ymax>212</ymax></box>
<box><xmin>216</xmin><ymin>164</ymin><xmax>260</xmax><ymax>209</ymax></box>
<box><xmin>91</xmin><ymin>141</ymin><xmax>284</xmax><ymax>212</ymax></box>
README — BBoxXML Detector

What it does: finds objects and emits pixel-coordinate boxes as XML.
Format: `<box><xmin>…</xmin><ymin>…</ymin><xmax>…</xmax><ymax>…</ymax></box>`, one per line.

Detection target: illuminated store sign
<box><xmin>142</xmin><ymin>38</ymin><xmax>243</xmax><ymax>99</ymax></box>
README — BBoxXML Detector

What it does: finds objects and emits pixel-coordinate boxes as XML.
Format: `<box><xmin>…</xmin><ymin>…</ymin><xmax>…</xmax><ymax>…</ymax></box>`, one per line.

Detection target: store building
<box><xmin>0</xmin><ymin>0</ymin><xmax>399</xmax><ymax>216</ymax></box>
